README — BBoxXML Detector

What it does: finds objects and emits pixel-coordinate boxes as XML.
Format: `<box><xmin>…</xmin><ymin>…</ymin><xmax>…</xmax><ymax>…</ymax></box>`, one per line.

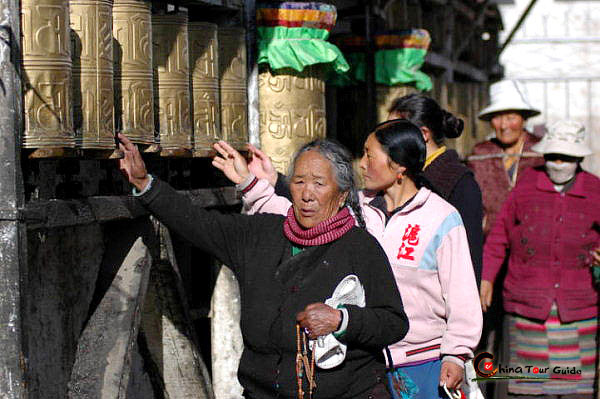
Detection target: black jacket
<box><xmin>422</xmin><ymin>149</ymin><xmax>484</xmax><ymax>286</ymax></box>
<box><xmin>138</xmin><ymin>179</ymin><xmax>409</xmax><ymax>399</ymax></box>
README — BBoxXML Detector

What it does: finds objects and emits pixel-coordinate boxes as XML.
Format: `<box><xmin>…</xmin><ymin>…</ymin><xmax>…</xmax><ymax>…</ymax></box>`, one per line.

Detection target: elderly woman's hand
<box><xmin>479</xmin><ymin>280</ymin><xmax>493</xmax><ymax>312</ymax></box>
<box><xmin>296</xmin><ymin>303</ymin><xmax>342</xmax><ymax>340</ymax></box>
<box><xmin>118</xmin><ymin>133</ymin><xmax>150</xmax><ymax>192</ymax></box>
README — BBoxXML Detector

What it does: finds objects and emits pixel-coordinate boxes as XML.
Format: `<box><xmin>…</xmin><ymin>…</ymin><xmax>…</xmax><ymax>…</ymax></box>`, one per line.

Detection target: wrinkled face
<box><xmin>359</xmin><ymin>133</ymin><xmax>398</xmax><ymax>192</ymax></box>
<box><xmin>490</xmin><ymin>112</ymin><xmax>526</xmax><ymax>146</ymax></box>
<box><xmin>290</xmin><ymin>150</ymin><xmax>347</xmax><ymax>229</ymax></box>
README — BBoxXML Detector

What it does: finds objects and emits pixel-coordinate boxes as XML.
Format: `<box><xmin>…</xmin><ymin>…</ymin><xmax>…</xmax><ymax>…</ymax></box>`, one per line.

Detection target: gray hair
<box><xmin>287</xmin><ymin>140</ymin><xmax>366</xmax><ymax>229</ymax></box>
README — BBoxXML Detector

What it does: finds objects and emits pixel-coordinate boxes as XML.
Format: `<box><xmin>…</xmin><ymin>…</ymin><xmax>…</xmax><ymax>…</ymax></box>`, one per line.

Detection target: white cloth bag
<box><xmin>312</xmin><ymin>274</ymin><xmax>365</xmax><ymax>369</ymax></box>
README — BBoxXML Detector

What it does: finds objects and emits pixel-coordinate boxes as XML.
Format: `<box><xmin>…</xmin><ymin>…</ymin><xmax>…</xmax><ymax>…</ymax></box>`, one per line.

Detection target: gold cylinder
<box><xmin>189</xmin><ymin>22</ymin><xmax>220</xmax><ymax>156</ymax></box>
<box><xmin>21</xmin><ymin>0</ymin><xmax>75</xmax><ymax>148</ymax></box>
<box><xmin>113</xmin><ymin>0</ymin><xmax>155</xmax><ymax>144</ymax></box>
<box><xmin>152</xmin><ymin>12</ymin><xmax>193</xmax><ymax>153</ymax></box>
<box><xmin>70</xmin><ymin>0</ymin><xmax>115</xmax><ymax>149</ymax></box>
<box><xmin>258</xmin><ymin>66</ymin><xmax>326</xmax><ymax>174</ymax></box>
<box><xmin>376</xmin><ymin>85</ymin><xmax>417</xmax><ymax>123</ymax></box>
<box><xmin>218</xmin><ymin>27</ymin><xmax>248</xmax><ymax>150</ymax></box>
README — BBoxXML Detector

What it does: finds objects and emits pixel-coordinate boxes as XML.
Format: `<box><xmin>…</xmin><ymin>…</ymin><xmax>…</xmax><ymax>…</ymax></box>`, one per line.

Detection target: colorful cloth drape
<box><xmin>333</xmin><ymin>29</ymin><xmax>433</xmax><ymax>91</ymax></box>
<box><xmin>256</xmin><ymin>2</ymin><xmax>349</xmax><ymax>74</ymax></box>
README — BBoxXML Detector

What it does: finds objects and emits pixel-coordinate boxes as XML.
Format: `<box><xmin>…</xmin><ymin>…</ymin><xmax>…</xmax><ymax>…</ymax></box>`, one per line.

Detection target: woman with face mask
<box><xmin>213</xmin><ymin>120</ymin><xmax>482</xmax><ymax>399</ymax></box>
<box><xmin>481</xmin><ymin>120</ymin><xmax>600</xmax><ymax>399</ymax></box>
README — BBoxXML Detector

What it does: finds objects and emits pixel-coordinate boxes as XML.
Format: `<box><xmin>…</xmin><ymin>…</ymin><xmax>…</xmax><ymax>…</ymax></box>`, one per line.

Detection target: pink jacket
<box><xmin>483</xmin><ymin>167</ymin><xmax>600</xmax><ymax>322</ymax></box>
<box><xmin>241</xmin><ymin>177</ymin><xmax>482</xmax><ymax>367</ymax></box>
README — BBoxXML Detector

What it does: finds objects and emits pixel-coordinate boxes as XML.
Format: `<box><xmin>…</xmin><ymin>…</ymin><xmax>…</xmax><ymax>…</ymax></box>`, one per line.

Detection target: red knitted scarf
<box><xmin>283</xmin><ymin>206</ymin><xmax>355</xmax><ymax>246</ymax></box>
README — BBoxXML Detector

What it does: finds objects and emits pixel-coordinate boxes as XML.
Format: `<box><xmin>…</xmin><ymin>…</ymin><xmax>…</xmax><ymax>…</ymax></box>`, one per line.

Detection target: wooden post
<box><xmin>0</xmin><ymin>0</ymin><xmax>26</xmax><ymax>397</ymax></box>
<box><xmin>443</xmin><ymin>2</ymin><xmax>455</xmax><ymax>83</ymax></box>
<box><xmin>365</xmin><ymin>0</ymin><xmax>376</xmax><ymax>129</ymax></box>
<box><xmin>68</xmin><ymin>219</ymin><xmax>155</xmax><ymax>398</ymax></box>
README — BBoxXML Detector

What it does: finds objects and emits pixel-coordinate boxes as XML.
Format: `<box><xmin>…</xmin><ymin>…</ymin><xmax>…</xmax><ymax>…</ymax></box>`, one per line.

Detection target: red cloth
<box><xmin>482</xmin><ymin>167</ymin><xmax>600</xmax><ymax>322</ymax></box>
<box><xmin>283</xmin><ymin>206</ymin><xmax>355</xmax><ymax>246</ymax></box>
<box><xmin>467</xmin><ymin>133</ymin><xmax>544</xmax><ymax>235</ymax></box>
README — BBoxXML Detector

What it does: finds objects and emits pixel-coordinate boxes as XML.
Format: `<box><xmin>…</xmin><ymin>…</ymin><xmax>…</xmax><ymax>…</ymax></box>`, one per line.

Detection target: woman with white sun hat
<box><xmin>467</xmin><ymin>80</ymin><xmax>545</xmax><ymax>235</ymax></box>
<box><xmin>481</xmin><ymin>119</ymin><xmax>600</xmax><ymax>398</ymax></box>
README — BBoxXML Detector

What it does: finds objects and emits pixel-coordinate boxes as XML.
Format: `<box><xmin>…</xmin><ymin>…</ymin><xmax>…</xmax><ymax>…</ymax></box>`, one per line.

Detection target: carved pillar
<box><xmin>113</xmin><ymin>0</ymin><xmax>155</xmax><ymax>145</ymax></box>
<box><xmin>189</xmin><ymin>22</ymin><xmax>220</xmax><ymax>157</ymax></box>
<box><xmin>152</xmin><ymin>12</ymin><xmax>192</xmax><ymax>156</ymax></box>
<box><xmin>258</xmin><ymin>66</ymin><xmax>326</xmax><ymax>173</ymax></box>
<box><xmin>218</xmin><ymin>27</ymin><xmax>248</xmax><ymax>150</ymax></box>
<box><xmin>21</xmin><ymin>0</ymin><xmax>75</xmax><ymax>150</ymax></box>
<box><xmin>70</xmin><ymin>0</ymin><xmax>115</xmax><ymax>149</ymax></box>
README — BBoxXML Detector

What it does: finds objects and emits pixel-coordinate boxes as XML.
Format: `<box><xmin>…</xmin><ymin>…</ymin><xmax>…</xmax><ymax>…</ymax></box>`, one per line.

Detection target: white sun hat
<box><xmin>532</xmin><ymin>120</ymin><xmax>592</xmax><ymax>157</ymax></box>
<box><xmin>478</xmin><ymin>80</ymin><xmax>541</xmax><ymax>121</ymax></box>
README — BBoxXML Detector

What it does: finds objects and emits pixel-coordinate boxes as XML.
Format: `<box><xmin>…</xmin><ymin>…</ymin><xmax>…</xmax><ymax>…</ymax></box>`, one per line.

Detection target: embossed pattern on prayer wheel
<box><xmin>218</xmin><ymin>27</ymin><xmax>248</xmax><ymax>150</ymax></box>
<box><xmin>113</xmin><ymin>0</ymin><xmax>154</xmax><ymax>144</ymax></box>
<box><xmin>258</xmin><ymin>66</ymin><xmax>326</xmax><ymax>174</ymax></box>
<box><xmin>152</xmin><ymin>12</ymin><xmax>192</xmax><ymax>152</ymax></box>
<box><xmin>21</xmin><ymin>0</ymin><xmax>75</xmax><ymax>148</ymax></box>
<box><xmin>189</xmin><ymin>22</ymin><xmax>220</xmax><ymax>156</ymax></box>
<box><xmin>70</xmin><ymin>0</ymin><xmax>115</xmax><ymax>149</ymax></box>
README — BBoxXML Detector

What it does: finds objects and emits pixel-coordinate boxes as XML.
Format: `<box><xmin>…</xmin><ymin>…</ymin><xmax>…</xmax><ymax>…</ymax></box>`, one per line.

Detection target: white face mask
<box><xmin>545</xmin><ymin>161</ymin><xmax>578</xmax><ymax>184</ymax></box>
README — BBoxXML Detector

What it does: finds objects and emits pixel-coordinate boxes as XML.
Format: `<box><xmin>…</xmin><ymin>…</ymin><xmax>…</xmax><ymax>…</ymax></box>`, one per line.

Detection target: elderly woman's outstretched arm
<box><xmin>118</xmin><ymin>134</ymin><xmax>255</xmax><ymax>271</ymax></box>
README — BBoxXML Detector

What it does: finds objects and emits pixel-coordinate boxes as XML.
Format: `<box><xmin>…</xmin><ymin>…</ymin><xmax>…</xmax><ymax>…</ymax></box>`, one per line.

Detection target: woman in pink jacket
<box><xmin>212</xmin><ymin>119</ymin><xmax>482</xmax><ymax>399</ymax></box>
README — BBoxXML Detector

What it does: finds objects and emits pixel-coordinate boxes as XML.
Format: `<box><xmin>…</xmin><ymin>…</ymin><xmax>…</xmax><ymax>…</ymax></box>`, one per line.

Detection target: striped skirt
<box><xmin>507</xmin><ymin>304</ymin><xmax>598</xmax><ymax>395</ymax></box>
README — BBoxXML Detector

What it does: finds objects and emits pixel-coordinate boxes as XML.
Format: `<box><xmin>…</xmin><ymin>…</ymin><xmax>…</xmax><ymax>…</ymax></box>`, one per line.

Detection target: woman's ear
<box><xmin>421</xmin><ymin>126</ymin><xmax>432</xmax><ymax>143</ymax></box>
<box><xmin>395</xmin><ymin>165</ymin><xmax>407</xmax><ymax>181</ymax></box>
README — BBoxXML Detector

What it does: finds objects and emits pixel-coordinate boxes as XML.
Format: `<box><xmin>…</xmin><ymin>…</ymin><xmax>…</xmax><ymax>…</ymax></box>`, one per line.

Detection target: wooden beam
<box><xmin>22</xmin><ymin>187</ymin><xmax>241</xmax><ymax>229</ymax></box>
<box><xmin>425</xmin><ymin>52</ymin><xmax>488</xmax><ymax>82</ymax></box>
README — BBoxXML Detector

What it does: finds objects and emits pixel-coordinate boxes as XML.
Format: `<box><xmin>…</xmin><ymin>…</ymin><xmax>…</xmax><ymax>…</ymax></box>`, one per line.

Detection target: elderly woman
<box><xmin>467</xmin><ymin>80</ymin><xmax>544</xmax><ymax>235</ymax></box>
<box><xmin>213</xmin><ymin>120</ymin><xmax>482</xmax><ymax>399</ymax></box>
<box><xmin>117</xmin><ymin>134</ymin><xmax>408</xmax><ymax>399</ymax></box>
<box><xmin>481</xmin><ymin>121</ymin><xmax>600</xmax><ymax>398</ymax></box>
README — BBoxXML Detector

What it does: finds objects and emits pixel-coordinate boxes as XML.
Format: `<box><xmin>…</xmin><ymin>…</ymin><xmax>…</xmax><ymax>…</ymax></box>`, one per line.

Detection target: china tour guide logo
<box><xmin>473</xmin><ymin>352</ymin><xmax>582</xmax><ymax>382</ymax></box>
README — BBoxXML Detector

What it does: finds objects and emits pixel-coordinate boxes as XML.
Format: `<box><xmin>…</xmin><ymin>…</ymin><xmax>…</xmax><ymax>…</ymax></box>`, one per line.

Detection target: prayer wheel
<box><xmin>113</xmin><ymin>0</ymin><xmax>155</xmax><ymax>145</ymax></box>
<box><xmin>258</xmin><ymin>66</ymin><xmax>326</xmax><ymax>173</ymax></box>
<box><xmin>70</xmin><ymin>0</ymin><xmax>115</xmax><ymax>149</ymax></box>
<box><xmin>152</xmin><ymin>12</ymin><xmax>193</xmax><ymax>156</ymax></box>
<box><xmin>189</xmin><ymin>22</ymin><xmax>220</xmax><ymax>157</ymax></box>
<box><xmin>218</xmin><ymin>27</ymin><xmax>248</xmax><ymax>150</ymax></box>
<box><xmin>256</xmin><ymin>2</ymin><xmax>346</xmax><ymax>173</ymax></box>
<box><xmin>376</xmin><ymin>85</ymin><xmax>417</xmax><ymax>123</ymax></box>
<box><xmin>21</xmin><ymin>0</ymin><xmax>75</xmax><ymax>150</ymax></box>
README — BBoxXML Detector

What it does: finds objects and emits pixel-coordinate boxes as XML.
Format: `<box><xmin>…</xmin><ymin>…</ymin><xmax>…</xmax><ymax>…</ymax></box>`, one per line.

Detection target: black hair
<box><xmin>388</xmin><ymin>93</ymin><xmax>464</xmax><ymax>146</ymax></box>
<box><xmin>371</xmin><ymin>119</ymin><xmax>427</xmax><ymax>185</ymax></box>
<box><xmin>290</xmin><ymin>139</ymin><xmax>366</xmax><ymax>229</ymax></box>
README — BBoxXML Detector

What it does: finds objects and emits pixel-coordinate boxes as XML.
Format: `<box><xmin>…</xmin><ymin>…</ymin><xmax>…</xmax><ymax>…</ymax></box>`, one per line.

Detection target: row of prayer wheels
<box><xmin>21</xmin><ymin>0</ymin><xmax>248</xmax><ymax>157</ymax></box>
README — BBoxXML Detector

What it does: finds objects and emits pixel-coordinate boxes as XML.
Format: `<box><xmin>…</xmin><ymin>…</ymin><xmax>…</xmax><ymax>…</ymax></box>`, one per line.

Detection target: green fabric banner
<box><xmin>331</xmin><ymin>49</ymin><xmax>432</xmax><ymax>91</ymax></box>
<box><xmin>257</xmin><ymin>26</ymin><xmax>350</xmax><ymax>74</ymax></box>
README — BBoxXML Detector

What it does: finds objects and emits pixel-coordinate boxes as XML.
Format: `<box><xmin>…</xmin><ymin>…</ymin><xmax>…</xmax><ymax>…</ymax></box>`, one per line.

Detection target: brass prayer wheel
<box><xmin>21</xmin><ymin>0</ymin><xmax>75</xmax><ymax>149</ymax></box>
<box><xmin>376</xmin><ymin>85</ymin><xmax>417</xmax><ymax>123</ymax></box>
<box><xmin>218</xmin><ymin>27</ymin><xmax>248</xmax><ymax>150</ymax></box>
<box><xmin>152</xmin><ymin>12</ymin><xmax>193</xmax><ymax>155</ymax></box>
<box><xmin>189</xmin><ymin>22</ymin><xmax>220</xmax><ymax>157</ymax></box>
<box><xmin>113</xmin><ymin>0</ymin><xmax>155</xmax><ymax>145</ymax></box>
<box><xmin>258</xmin><ymin>66</ymin><xmax>326</xmax><ymax>174</ymax></box>
<box><xmin>70</xmin><ymin>0</ymin><xmax>115</xmax><ymax>149</ymax></box>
